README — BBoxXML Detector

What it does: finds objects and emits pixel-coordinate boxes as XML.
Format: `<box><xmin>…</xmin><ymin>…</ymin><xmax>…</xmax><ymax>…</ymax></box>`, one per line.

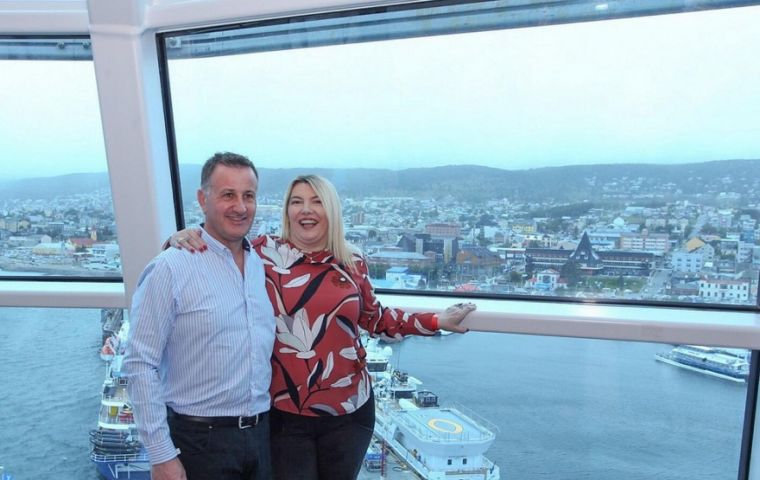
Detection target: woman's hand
<box><xmin>169</xmin><ymin>228</ymin><xmax>206</xmax><ymax>253</ymax></box>
<box><xmin>437</xmin><ymin>302</ymin><xmax>476</xmax><ymax>333</ymax></box>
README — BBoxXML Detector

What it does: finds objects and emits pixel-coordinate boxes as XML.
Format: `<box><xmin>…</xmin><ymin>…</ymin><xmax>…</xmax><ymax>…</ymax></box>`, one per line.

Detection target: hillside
<box><xmin>2</xmin><ymin>159</ymin><xmax>759</xmax><ymax>204</ymax></box>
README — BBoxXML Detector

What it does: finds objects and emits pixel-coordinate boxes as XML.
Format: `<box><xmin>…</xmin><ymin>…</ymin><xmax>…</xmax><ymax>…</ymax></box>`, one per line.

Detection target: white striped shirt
<box><xmin>124</xmin><ymin>229</ymin><xmax>275</xmax><ymax>465</ymax></box>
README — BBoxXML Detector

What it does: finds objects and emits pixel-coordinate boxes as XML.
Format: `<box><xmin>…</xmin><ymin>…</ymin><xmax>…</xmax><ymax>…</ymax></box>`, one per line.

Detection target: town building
<box><xmin>699</xmin><ymin>277</ymin><xmax>751</xmax><ymax>302</ymax></box>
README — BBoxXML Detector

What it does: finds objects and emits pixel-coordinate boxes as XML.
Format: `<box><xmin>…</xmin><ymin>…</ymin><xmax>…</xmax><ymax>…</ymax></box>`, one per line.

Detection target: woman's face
<box><xmin>287</xmin><ymin>182</ymin><xmax>329</xmax><ymax>252</ymax></box>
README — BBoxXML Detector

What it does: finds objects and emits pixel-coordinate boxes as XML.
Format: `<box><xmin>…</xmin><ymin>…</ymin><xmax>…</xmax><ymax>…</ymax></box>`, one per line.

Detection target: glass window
<box><xmin>162</xmin><ymin>0</ymin><xmax>760</xmax><ymax>306</ymax></box>
<box><xmin>0</xmin><ymin>306</ymin><xmax>747</xmax><ymax>479</ymax></box>
<box><xmin>0</xmin><ymin>305</ymin><xmax>747</xmax><ymax>479</ymax></box>
<box><xmin>357</xmin><ymin>333</ymin><xmax>748</xmax><ymax>479</ymax></box>
<box><xmin>0</xmin><ymin>307</ymin><xmax>127</xmax><ymax>479</ymax></box>
<box><xmin>0</xmin><ymin>37</ymin><xmax>120</xmax><ymax>280</ymax></box>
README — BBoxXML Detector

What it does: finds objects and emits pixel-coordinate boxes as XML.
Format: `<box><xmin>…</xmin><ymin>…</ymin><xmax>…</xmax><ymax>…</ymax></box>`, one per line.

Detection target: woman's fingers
<box><xmin>171</xmin><ymin>229</ymin><xmax>206</xmax><ymax>253</ymax></box>
<box><xmin>439</xmin><ymin>302</ymin><xmax>476</xmax><ymax>333</ymax></box>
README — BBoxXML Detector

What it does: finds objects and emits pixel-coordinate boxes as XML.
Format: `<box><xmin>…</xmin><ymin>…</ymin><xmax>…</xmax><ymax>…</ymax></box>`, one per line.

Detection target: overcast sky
<box><xmin>1</xmin><ymin>5</ymin><xmax>759</xmax><ymax>179</ymax></box>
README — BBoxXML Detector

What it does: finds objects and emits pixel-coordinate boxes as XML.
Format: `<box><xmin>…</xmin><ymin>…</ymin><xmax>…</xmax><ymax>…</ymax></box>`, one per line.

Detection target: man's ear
<box><xmin>197</xmin><ymin>188</ymin><xmax>207</xmax><ymax>213</ymax></box>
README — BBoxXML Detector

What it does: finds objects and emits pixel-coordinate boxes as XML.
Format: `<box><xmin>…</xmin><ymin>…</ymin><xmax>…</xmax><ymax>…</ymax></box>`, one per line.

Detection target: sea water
<box><xmin>390</xmin><ymin>334</ymin><xmax>746</xmax><ymax>480</ymax></box>
<box><xmin>0</xmin><ymin>308</ymin><xmax>103</xmax><ymax>480</ymax></box>
<box><xmin>0</xmin><ymin>308</ymin><xmax>746</xmax><ymax>479</ymax></box>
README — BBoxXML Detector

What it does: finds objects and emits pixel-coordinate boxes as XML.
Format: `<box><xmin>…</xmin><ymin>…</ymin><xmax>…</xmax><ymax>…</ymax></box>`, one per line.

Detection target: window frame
<box><xmin>1</xmin><ymin>0</ymin><xmax>760</xmax><ymax>477</ymax></box>
<box><xmin>158</xmin><ymin>0</ymin><xmax>760</xmax><ymax>316</ymax></box>
<box><xmin>154</xmin><ymin>6</ymin><xmax>760</xmax><ymax>475</ymax></box>
<box><xmin>0</xmin><ymin>33</ymin><xmax>126</xmax><ymax>284</ymax></box>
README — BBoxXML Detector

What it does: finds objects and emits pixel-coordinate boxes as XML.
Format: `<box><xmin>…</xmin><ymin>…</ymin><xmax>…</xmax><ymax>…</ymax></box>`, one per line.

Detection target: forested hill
<box><xmin>174</xmin><ymin>159</ymin><xmax>760</xmax><ymax>204</ymax></box>
<box><xmin>2</xmin><ymin>159</ymin><xmax>759</xmax><ymax>204</ymax></box>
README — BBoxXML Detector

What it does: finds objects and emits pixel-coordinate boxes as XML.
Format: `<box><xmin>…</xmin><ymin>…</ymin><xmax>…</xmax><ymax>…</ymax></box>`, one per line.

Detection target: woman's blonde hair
<box><xmin>281</xmin><ymin>175</ymin><xmax>359</xmax><ymax>273</ymax></box>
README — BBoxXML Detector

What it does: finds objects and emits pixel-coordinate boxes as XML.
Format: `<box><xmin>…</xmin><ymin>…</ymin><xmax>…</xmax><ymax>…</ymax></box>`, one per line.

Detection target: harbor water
<box><xmin>0</xmin><ymin>308</ymin><xmax>103</xmax><ymax>480</ymax></box>
<box><xmin>0</xmin><ymin>308</ymin><xmax>746</xmax><ymax>479</ymax></box>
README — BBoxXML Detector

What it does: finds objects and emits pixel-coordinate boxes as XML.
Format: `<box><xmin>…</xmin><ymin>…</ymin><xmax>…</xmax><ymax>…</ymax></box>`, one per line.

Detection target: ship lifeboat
<box><xmin>100</xmin><ymin>337</ymin><xmax>116</xmax><ymax>361</ymax></box>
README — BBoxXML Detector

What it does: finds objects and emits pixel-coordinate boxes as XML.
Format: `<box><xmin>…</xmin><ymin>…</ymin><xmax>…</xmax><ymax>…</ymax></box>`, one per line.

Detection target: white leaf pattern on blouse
<box><xmin>339</xmin><ymin>346</ymin><xmax>357</xmax><ymax>360</ymax></box>
<box><xmin>341</xmin><ymin>400</ymin><xmax>356</xmax><ymax>413</ymax></box>
<box><xmin>283</xmin><ymin>273</ymin><xmax>310</xmax><ymax>288</ymax></box>
<box><xmin>322</xmin><ymin>352</ymin><xmax>334</xmax><ymax>380</ymax></box>
<box><xmin>276</xmin><ymin>309</ymin><xmax>318</xmax><ymax>359</ymax></box>
<box><xmin>306</xmin><ymin>361</ymin><xmax>321</xmax><ymax>388</ymax></box>
<box><xmin>336</xmin><ymin>318</ymin><xmax>355</xmax><ymax>337</ymax></box>
<box><xmin>331</xmin><ymin>373</ymin><xmax>354</xmax><ymax>388</ymax></box>
<box><xmin>414</xmin><ymin>318</ymin><xmax>435</xmax><ymax>335</ymax></box>
<box><xmin>278</xmin><ymin>346</ymin><xmax>316</xmax><ymax>359</ymax></box>
<box><xmin>311</xmin><ymin>314</ymin><xmax>325</xmax><ymax>343</ymax></box>
<box><xmin>355</xmin><ymin>374</ymin><xmax>370</xmax><ymax>406</ymax></box>
<box><xmin>310</xmin><ymin>404</ymin><xmax>339</xmax><ymax>416</ymax></box>
<box><xmin>273</xmin><ymin>392</ymin><xmax>290</xmax><ymax>404</ymax></box>
<box><xmin>259</xmin><ymin>237</ymin><xmax>303</xmax><ymax>274</ymax></box>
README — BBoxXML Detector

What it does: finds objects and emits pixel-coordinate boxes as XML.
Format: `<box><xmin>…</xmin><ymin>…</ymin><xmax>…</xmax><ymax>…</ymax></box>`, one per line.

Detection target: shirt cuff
<box><xmin>146</xmin><ymin>439</ymin><xmax>179</xmax><ymax>465</ymax></box>
<box><xmin>431</xmin><ymin>313</ymin><xmax>439</xmax><ymax>331</ymax></box>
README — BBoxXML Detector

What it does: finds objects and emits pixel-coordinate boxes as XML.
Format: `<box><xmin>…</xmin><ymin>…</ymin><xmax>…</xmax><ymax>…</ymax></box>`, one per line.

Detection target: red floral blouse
<box><xmin>253</xmin><ymin>235</ymin><xmax>437</xmax><ymax>416</ymax></box>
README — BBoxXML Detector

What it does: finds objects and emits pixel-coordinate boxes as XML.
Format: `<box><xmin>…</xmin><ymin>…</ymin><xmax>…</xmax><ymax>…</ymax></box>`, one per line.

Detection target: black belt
<box><xmin>168</xmin><ymin>408</ymin><xmax>266</xmax><ymax>429</ymax></box>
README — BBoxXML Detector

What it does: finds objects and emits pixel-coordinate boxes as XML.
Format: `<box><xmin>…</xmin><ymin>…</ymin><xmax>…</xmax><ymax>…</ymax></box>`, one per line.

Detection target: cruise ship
<box><xmin>366</xmin><ymin>337</ymin><xmax>500</xmax><ymax>480</ymax></box>
<box><xmin>90</xmin><ymin>319</ymin><xmax>150</xmax><ymax>480</ymax></box>
<box><xmin>655</xmin><ymin>344</ymin><xmax>750</xmax><ymax>383</ymax></box>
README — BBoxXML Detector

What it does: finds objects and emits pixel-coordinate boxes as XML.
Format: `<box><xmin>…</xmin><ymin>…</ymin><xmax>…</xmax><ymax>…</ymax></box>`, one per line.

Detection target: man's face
<box><xmin>197</xmin><ymin>164</ymin><xmax>257</xmax><ymax>250</ymax></box>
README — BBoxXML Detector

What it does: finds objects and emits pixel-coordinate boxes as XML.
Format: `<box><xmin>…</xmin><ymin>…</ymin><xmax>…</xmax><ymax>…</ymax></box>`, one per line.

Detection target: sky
<box><xmin>1</xmin><ymin>5</ymin><xmax>760</xmax><ymax>179</ymax></box>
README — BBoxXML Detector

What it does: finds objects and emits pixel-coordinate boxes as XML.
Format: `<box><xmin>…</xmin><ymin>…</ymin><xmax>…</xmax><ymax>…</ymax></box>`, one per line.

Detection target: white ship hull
<box><xmin>655</xmin><ymin>353</ymin><xmax>746</xmax><ymax>383</ymax></box>
<box><xmin>654</xmin><ymin>344</ymin><xmax>749</xmax><ymax>383</ymax></box>
<box><xmin>366</xmin><ymin>334</ymin><xmax>501</xmax><ymax>480</ymax></box>
<box><xmin>373</xmin><ymin>400</ymin><xmax>500</xmax><ymax>480</ymax></box>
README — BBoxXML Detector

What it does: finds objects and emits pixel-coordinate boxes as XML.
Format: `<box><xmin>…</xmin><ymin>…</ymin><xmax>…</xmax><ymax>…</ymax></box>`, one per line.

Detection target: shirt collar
<box><xmin>200</xmin><ymin>225</ymin><xmax>251</xmax><ymax>253</ymax></box>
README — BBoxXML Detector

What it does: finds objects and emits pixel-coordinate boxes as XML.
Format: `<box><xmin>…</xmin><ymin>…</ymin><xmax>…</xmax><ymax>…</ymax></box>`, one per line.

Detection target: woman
<box><xmin>171</xmin><ymin>174</ymin><xmax>475</xmax><ymax>479</ymax></box>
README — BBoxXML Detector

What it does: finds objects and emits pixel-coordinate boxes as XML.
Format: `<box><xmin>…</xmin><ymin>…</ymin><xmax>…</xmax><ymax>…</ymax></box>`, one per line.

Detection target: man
<box><xmin>124</xmin><ymin>152</ymin><xmax>275</xmax><ymax>480</ymax></box>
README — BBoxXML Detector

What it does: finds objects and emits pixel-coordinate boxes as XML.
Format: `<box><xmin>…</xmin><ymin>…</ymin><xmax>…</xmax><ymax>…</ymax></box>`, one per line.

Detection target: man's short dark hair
<box><xmin>200</xmin><ymin>152</ymin><xmax>258</xmax><ymax>191</ymax></box>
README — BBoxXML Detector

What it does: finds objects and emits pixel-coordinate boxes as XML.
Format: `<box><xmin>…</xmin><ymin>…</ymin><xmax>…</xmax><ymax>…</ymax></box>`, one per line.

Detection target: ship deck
<box><xmin>395</xmin><ymin>405</ymin><xmax>494</xmax><ymax>443</ymax></box>
<box><xmin>357</xmin><ymin>448</ymin><xmax>422</xmax><ymax>480</ymax></box>
<box><xmin>357</xmin><ymin>463</ymin><xmax>420</xmax><ymax>479</ymax></box>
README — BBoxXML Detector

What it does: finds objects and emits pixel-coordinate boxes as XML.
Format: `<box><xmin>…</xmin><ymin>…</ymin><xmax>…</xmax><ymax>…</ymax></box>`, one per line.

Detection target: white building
<box><xmin>90</xmin><ymin>243</ymin><xmax>121</xmax><ymax>261</ymax></box>
<box><xmin>587</xmin><ymin>230</ymin><xmax>620</xmax><ymax>249</ymax></box>
<box><xmin>533</xmin><ymin>269</ymin><xmax>561</xmax><ymax>291</ymax></box>
<box><xmin>699</xmin><ymin>277</ymin><xmax>751</xmax><ymax>302</ymax></box>
<box><xmin>738</xmin><ymin>241</ymin><xmax>754</xmax><ymax>264</ymax></box>
<box><xmin>31</xmin><ymin>242</ymin><xmax>66</xmax><ymax>256</ymax></box>
<box><xmin>619</xmin><ymin>232</ymin><xmax>670</xmax><ymax>253</ymax></box>
<box><xmin>672</xmin><ymin>250</ymin><xmax>704</xmax><ymax>274</ymax></box>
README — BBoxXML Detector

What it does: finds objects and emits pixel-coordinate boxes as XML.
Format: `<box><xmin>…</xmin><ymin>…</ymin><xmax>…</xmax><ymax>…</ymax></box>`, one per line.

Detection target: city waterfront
<box><xmin>0</xmin><ymin>308</ymin><xmax>747</xmax><ymax>479</ymax></box>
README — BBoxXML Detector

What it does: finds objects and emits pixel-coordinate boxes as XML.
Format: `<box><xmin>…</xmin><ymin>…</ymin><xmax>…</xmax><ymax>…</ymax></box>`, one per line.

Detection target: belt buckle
<box><xmin>238</xmin><ymin>415</ymin><xmax>255</xmax><ymax>429</ymax></box>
